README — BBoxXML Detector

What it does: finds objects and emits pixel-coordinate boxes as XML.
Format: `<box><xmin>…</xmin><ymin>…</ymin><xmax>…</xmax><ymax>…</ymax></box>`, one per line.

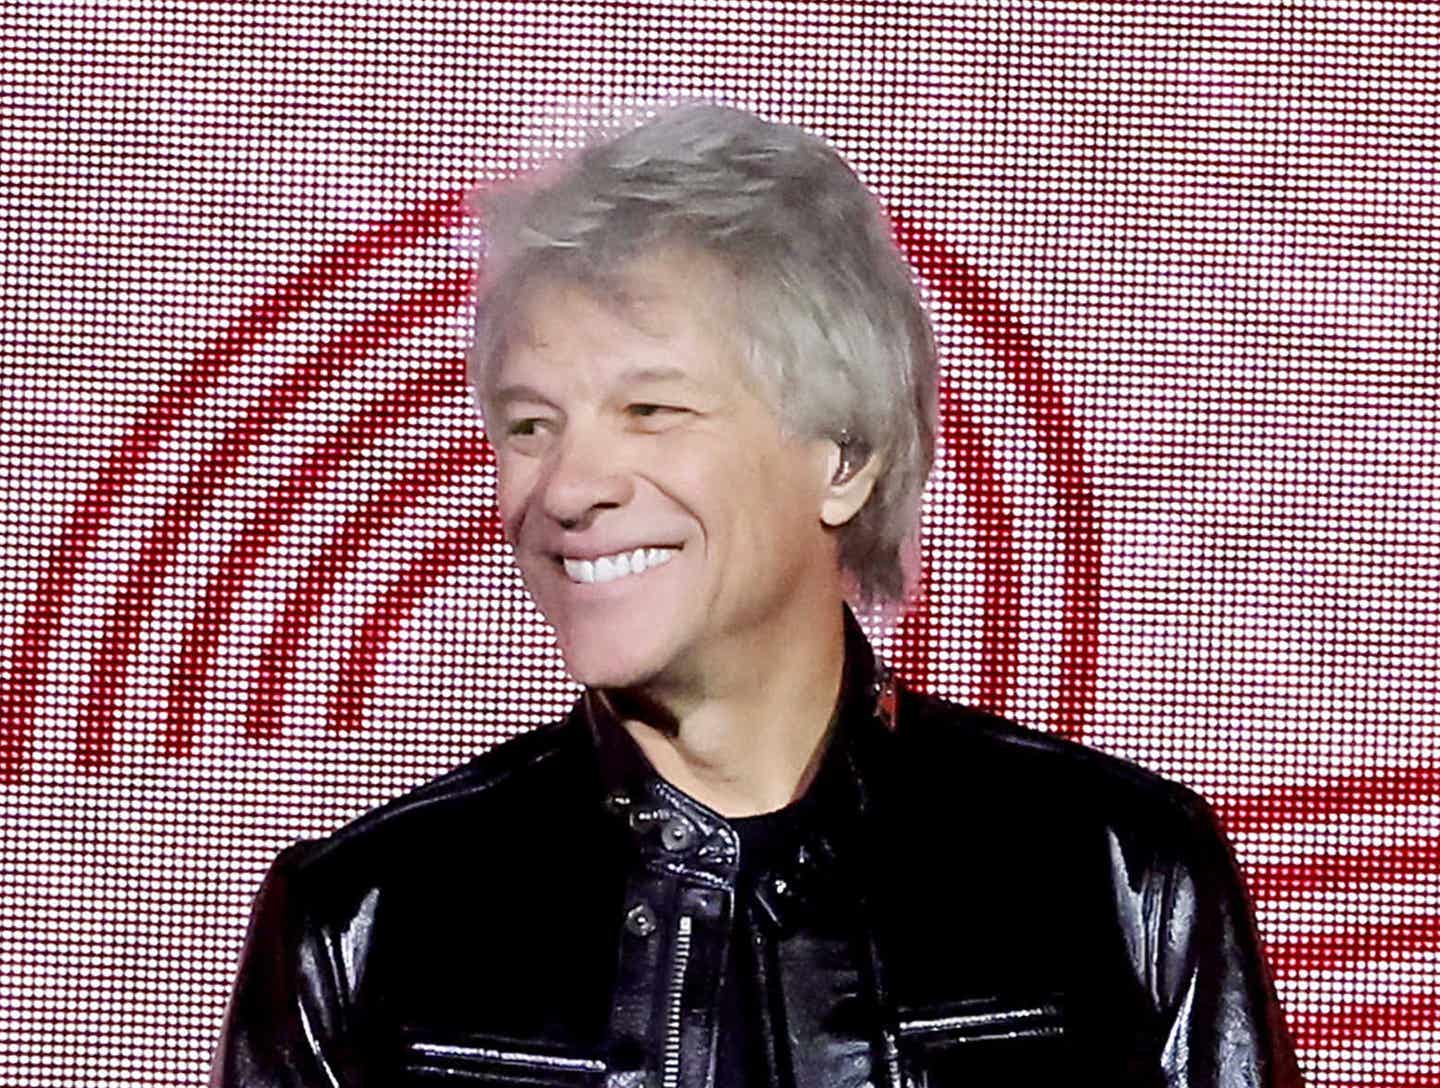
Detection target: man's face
<box><xmin>486</xmin><ymin>249</ymin><xmax>842</xmax><ymax>696</ymax></box>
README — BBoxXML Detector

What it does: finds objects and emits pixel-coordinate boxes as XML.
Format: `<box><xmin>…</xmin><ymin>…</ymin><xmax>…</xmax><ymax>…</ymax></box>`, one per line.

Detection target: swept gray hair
<box><xmin>469</xmin><ymin>103</ymin><xmax>937</xmax><ymax>608</ymax></box>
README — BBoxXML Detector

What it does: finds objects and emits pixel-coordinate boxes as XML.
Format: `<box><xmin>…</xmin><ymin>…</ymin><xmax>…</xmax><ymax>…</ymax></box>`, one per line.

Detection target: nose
<box><xmin>538</xmin><ymin>424</ymin><xmax>635</xmax><ymax>531</ymax></box>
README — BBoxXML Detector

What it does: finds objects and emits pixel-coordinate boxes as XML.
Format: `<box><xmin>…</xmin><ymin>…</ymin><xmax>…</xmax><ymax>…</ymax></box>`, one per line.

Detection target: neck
<box><xmin>610</xmin><ymin>601</ymin><xmax>850</xmax><ymax>818</ymax></box>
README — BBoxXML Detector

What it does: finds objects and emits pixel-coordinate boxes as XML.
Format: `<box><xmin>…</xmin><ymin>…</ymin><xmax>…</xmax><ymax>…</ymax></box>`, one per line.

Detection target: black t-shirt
<box><xmin>713</xmin><ymin>797</ymin><xmax>815</xmax><ymax>1088</ymax></box>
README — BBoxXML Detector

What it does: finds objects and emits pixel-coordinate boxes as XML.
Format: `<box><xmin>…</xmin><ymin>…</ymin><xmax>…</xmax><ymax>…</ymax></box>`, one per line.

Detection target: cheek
<box><xmin>494</xmin><ymin>464</ymin><xmax>536</xmax><ymax>540</ymax></box>
<box><xmin>721</xmin><ymin>454</ymin><xmax>819</xmax><ymax>541</ymax></box>
<box><xmin>756</xmin><ymin>438</ymin><xmax>825</xmax><ymax>504</ymax></box>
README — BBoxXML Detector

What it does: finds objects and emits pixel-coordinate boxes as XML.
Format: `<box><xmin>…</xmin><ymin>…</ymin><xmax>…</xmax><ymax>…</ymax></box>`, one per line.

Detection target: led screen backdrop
<box><xmin>3</xmin><ymin>3</ymin><xmax>1437</xmax><ymax>1085</ymax></box>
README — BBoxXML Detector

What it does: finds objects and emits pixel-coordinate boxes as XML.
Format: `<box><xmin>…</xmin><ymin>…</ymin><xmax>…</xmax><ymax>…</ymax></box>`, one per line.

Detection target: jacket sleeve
<box><xmin>210</xmin><ymin>842</ymin><xmax>359</xmax><ymax>1088</ymax></box>
<box><xmin>1149</xmin><ymin>795</ymin><xmax>1304</xmax><ymax>1088</ymax></box>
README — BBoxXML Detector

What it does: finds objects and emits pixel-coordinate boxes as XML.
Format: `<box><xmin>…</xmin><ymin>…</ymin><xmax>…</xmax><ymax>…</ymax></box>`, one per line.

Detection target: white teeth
<box><xmin>562</xmin><ymin>547</ymin><xmax>678</xmax><ymax>585</ymax></box>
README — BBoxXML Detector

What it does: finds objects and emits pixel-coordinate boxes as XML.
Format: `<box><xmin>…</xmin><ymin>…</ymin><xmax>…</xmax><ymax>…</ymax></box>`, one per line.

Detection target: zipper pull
<box><xmin>878</xmin><ymin>1025</ymin><xmax>905</xmax><ymax>1088</ymax></box>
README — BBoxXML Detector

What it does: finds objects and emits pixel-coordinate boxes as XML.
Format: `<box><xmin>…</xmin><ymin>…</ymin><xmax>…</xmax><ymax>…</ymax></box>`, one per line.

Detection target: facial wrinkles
<box><xmin>489</xmin><ymin>252</ymin><xmax>846</xmax><ymax>698</ymax></box>
<box><xmin>499</xmin><ymin>400</ymin><xmax>689</xmax><ymax>563</ymax></box>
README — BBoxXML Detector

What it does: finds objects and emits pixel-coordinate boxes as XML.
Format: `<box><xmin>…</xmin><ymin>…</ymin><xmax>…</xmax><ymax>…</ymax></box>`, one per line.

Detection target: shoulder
<box><xmin>282</xmin><ymin>713</ymin><xmax>594</xmax><ymax>895</ymax></box>
<box><xmin>885</xmin><ymin>687</ymin><xmax>1223</xmax><ymax>856</ymax></box>
<box><xmin>878</xmin><ymin>689</ymin><xmax>1246</xmax><ymax>971</ymax></box>
<box><xmin>881</xmin><ymin>691</ymin><xmax>1289</xmax><ymax>1058</ymax></box>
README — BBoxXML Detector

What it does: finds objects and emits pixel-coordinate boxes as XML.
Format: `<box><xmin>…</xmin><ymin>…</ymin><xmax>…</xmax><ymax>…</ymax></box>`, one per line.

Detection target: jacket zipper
<box><xmin>662</xmin><ymin>914</ymin><xmax>693</xmax><ymax>1088</ymax></box>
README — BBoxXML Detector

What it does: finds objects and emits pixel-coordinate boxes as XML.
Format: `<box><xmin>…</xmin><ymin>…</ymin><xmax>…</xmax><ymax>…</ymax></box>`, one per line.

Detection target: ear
<box><xmin>820</xmin><ymin>439</ymin><xmax>882</xmax><ymax>528</ymax></box>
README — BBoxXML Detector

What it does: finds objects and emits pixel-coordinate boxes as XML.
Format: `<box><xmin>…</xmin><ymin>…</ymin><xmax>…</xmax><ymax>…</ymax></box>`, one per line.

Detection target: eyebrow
<box><xmin>490</xmin><ymin>366</ymin><xmax>699</xmax><ymax>410</ymax></box>
<box><xmin>614</xmin><ymin>365</ymin><xmax>693</xmax><ymax>386</ymax></box>
<box><xmin>488</xmin><ymin>383</ymin><xmax>556</xmax><ymax>411</ymax></box>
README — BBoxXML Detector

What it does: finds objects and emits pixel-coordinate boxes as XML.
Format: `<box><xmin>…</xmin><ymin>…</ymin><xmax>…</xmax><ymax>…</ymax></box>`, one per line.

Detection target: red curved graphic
<box><xmin>2</xmin><ymin>191</ymin><xmax>470</xmax><ymax>782</ymax></box>
<box><xmin>1291</xmin><ymin>991</ymin><xmax>1440</xmax><ymax>1052</ymax></box>
<box><xmin>244</xmin><ymin>434</ymin><xmax>492</xmax><ymax>740</ymax></box>
<box><xmin>79</xmin><ymin>273</ymin><xmax>472</xmax><ymax>769</ymax></box>
<box><xmin>164</xmin><ymin>358</ymin><xmax>465</xmax><ymax>755</ymax></box>
<box><xmin>934</xmin><ymin>386</ymin><xmax>1019</xmax><ymax>710</ymax></box>
<box><xmin>7</xmin><ymin>196</ymin><xmax>1071</xmax><ymax>775</ymax></box>
<box><xmin>329</xmin><ymin>509</ymin><xmax>504</xmax><ymax>732</ymax></box>
<box><xmin>893</xmin><ymin>214</ymin><xmax>1101</xmax><ymax>738</ymax></box>
<box><xmin>1269</xmin><ymin>914</ymin><xmax>1440</xmax><ymax>977</ymax></box>
<box><xmin>1214</xmin><ymin>765</ymin><xmax>1440</xmax><ymax>834</ymax></box>
<box><xmin>253</xmin><ymin>221</ymin><xmax>1035</xmax><ymax>742</ymax></box>
<box><xmin>1246</xmin><ymin>838</ymin><xmax>1440</xmax><ymax>904</ymax></box>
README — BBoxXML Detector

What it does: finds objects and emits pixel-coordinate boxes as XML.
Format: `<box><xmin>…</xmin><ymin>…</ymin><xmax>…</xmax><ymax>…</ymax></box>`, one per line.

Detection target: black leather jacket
<box><xmin>212</xmin><ymin>620</ymin><xmax>1302</xmax><ymax>1087</ymax></box>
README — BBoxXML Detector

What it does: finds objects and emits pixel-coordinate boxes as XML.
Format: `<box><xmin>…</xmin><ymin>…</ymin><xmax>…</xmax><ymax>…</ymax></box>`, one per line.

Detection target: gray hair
<box><xmin>469</xmin><ymin>103</ymin><xmax>937</xmax><ymax>607</ymax></box>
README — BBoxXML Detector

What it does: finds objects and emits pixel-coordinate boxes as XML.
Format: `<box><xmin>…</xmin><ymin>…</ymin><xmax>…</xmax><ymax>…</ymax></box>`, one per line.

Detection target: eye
<box><xmin>499</xmin><ymin>417</ymin><xmax>558</xmax><ymax>453</ymax></box>
<box><xmin>627</xmin><ymin>403</ymin><xmax>687</xmax><ymax>421</ymax></box>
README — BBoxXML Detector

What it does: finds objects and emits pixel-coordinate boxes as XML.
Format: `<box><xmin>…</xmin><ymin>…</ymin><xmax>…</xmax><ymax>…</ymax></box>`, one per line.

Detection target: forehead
<box><xmin>485</xmin><ymin>248</ymin><xmax>756</xmax><ymax>401</ymax></box>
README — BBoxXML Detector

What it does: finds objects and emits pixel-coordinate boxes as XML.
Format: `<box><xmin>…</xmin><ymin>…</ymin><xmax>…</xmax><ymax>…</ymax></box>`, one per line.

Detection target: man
<box><xmin>212</xmin><ymin>104</ymin><xmax>1301</xmax><ymax>1087</ymax></box>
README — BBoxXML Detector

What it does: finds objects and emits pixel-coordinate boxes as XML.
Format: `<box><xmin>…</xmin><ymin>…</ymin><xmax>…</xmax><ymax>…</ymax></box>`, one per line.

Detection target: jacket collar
<box><xmin>577</xmin><ymin>606</ymin><xmax>899</xmax><ymax>915</ymax></box>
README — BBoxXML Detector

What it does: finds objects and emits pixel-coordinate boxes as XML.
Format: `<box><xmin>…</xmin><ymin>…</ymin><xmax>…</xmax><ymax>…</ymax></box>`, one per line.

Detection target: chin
<box><xmin>545</xmin><ymin>607</ymin><xmax>675</xmax><ymax>690</ymax></box>
<box><xmin>558</xmin><ymin>637</ymin><xmax>668</xmax><ymax>690</ymax></box>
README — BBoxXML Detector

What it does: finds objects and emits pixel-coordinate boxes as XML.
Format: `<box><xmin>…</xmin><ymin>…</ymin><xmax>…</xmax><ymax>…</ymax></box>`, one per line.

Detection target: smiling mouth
<box><xmin>559</xmin><ymin>546</ymin><xmax>680</xmax><ymax>585</ymax></box>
